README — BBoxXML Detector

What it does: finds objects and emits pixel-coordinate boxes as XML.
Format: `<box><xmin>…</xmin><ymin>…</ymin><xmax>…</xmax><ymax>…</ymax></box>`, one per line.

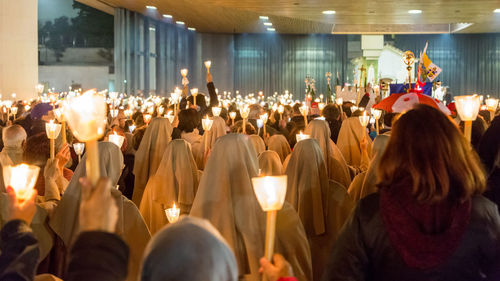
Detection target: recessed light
<box><xmin>494</xmin><ymin>9</ymin><xmax>500</xmax><ymax>13</ymax></box>
<box><xmin>264</xmin><ymin>22</ymin><xmax>273</xmax><ymax>26</ymax></box>
<box><xmin>259</xmin><ymin>16</ymin><xmax>269</xmax><ymax>20</ymax></box>
<box><xmin>408</xmin><ymin>9</ymin><xmax>422</xmax><ymax>14</ymax></box>
<box><xmin>267</xmin><ymin>27</ymin><xmax>275</xmax><ymax>31</ymax></box>
<box><xmin>176</xmin><ymin>21</ymin><xmax>185</xmax><ymax>25</ymax></box>
<box><xmin>163</xmin><ymin>14</ymin><xmax>173</xmax><ymax>18</ymax></box>
<box><xmin>188</xmin><ymin>27</ymin><xmax>196</xmax><ymax>31</ymax></box>
<box><xmin>322</xmin><ymin>10</ymin><xmax>336</xmax><ymax>15</ymax></box>
<box><xmin>146</xmin><ymin>5</ymin><xmax>157</xmax><ymax>10</ymax></box>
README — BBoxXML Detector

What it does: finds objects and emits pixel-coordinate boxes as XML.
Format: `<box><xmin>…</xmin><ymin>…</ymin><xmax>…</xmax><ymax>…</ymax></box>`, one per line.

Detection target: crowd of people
<box><xmin>0</xmin><ymin>71</ymin><xmax>499</xmax><ymax>281</ymax></box>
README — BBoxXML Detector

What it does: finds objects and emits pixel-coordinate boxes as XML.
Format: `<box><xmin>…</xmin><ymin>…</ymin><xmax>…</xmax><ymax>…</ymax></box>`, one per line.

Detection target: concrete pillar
<box><xmin>0</xmin><ymin>0</ymin><xmax>38</xmax><ymax>100</ymax></box>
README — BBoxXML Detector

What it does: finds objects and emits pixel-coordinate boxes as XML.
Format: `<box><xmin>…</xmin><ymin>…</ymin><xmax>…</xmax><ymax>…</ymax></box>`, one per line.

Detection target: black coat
<box><xmin>323</xmin><ymin>193</ymin><xmax>500</xmax><ymax>281</ymax></box>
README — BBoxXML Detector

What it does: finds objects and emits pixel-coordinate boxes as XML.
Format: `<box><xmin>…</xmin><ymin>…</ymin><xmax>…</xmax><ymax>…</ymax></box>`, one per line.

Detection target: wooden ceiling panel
<box><xmin>76</xmin><ymin>0</ymin><xmax>500</xmax><ymax>33</ymax></box>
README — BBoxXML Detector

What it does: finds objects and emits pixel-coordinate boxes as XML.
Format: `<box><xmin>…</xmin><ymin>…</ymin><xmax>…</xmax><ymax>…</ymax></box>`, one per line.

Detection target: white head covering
<box><xmin>141</xmin><ymin>216</ymin><xmax>237</xmax><ymax>281</ymax></box>
<box><xmin>258</xmin><ymin>151</ymin><xmax>283</xmax><ymax>176</ymax></box>
<box><xmin>133</xmin><ymin>117</ymin><xmax>173</xmax><ymax>204</ymax></box>
<box><xmin>337</xmin><ymin>117</ymin><xmax>373</xmax><ymax>167</ymax></box>
<box><xmin>139</xmin><ymin>139</ymin><xmax>199</xmax><ymax>234</ymax></box>
<box><xmin>190</xmin><ymin>134</ymin><xmax>312</xmax><ymax>281</ymax></box>
<box><xmin>50</xmin><ymin>142</ymin><xmax>150</xmax><ymax>281</ymax></box>
<box><xmin>267</xmin><ymin>135</ymin><xmax>291</xmax><ymax>163</ymax></box>
<box><xmin>348</xmin><ymin>134</ymin><xmax>390</xmax><ymax>202</ymax></box>
<box><xmin>304</xmin><ymin>120</ymin><xmax>351</xmax><ymax>187</ymax></box>
<box><xmin>248</xmin><ymin>135</ymin><xmax>266</xmax><ymax>156</ymax></box>
<box><xmin>285</xmin><ymin>138</ymin><xmax>355</xmax><ymax>281</ymax></box>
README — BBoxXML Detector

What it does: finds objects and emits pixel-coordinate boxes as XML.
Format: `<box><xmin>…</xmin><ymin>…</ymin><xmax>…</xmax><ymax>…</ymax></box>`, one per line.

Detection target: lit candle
<box><xmin>485</xmin><ymin>98</ymin><xmax>499</xmax><ymax>121</ymax></box>
<box><xmin>251</xmin><ymin>175</ymin><xmax>287</xmax><ymax>261</ymax></box>
<box><xmin>240</xmin><ymin>106</ymin><xmax>250</xmax><ymax>134</ymax></box>
<box><xmin>335</xmin><ymin>97</ymin><xmax>344</xmax><ymax>116</ymax></box>
<box><xmin>212</xmin><ymin>106</ymin><xmax>222</xmax><ymax>117</ymax></box>
<box><xmin>229</xmin><ymin>111</ymin><xmax>236</xmax><ymax>126</ymax></box>
<box><xmin>46</xmin><ymin>120</ymin><xmax>62</xmax><ymax>159</ymax></box>
<box><xmin>296</xmin><ymin>131</ymin><xmax>310</xmax><ymax>143</ymax></box>
<box><xmin>128</xmin><ymin>124</ymin><xmax>136</xmax><ymax>133</ymax></box>
<box><xmin>158</xmin><ymin>105</ymin><xmax>165</xmax><ymax>115</ymax></box>
<box><xmin>278</xmin><ymin>105</ymin><xmax>284</xmax><ymax>120</ymax></box>
<box><xmin>190</xmin><ymin>88</ymin><xmax>198</xmax><ymax>106</ymax></box>
<box><xmin>204</xmin><ymin>60</ymin><xmax>212</xmax><ymax>72</ymax></box>
<box><xmin>73</xmin><ymin>143</ymin><xmax>85</xmax><ymax>162</ymax></box>
<box><xmin>110</xmin><ymin>109</ymin><xmax>119</xmax><ymax>118</ymax></box>
<box><xmin>300</xmin><ymin>104</ymin><xmax>308</xmax><ymax>126</ymax></box>
<box><xmin>108</xmin><ymin>132</ymin><xmax>125</xmax><ymax>148</ymax></box>
<box><xmin>318</xmin><ymin>102</ymin><xmax>325</xmax><ymax>111</ymax></box>
<box><xmin>165</xmin><ymin>111</ymin><xmax>174</xmax><ymax>124</ymax></box>
<box><xmin>372</xmin><ymin>109</ymin><xmax>382</xmax><ymax>135</ymax></box>
<box><xmin>180</xmin><ymin>68</ymin><xmax>188</xmax><ymax>77</ymax></box>
<box><xmin>54</xmin><ymin>107</ymin><xmax>67</xmax><ymax>145</ymax></box>
<box><xmin>260</xmin><ymin>113</ymin><xmax>268</xmax><ymax>137</ymax></box>
<box><xmin>202</xmin><ymin>116</ymin><xmax>214</xmax><ymax>155</ymax></box>
<box><xmin>143</xmin><ymin>114</ymin><xmax>152</xmax><ymax>124</ymax></box>
<box><xmin>165</xmin><ymin>202</ymin><xmax>180</xmax><ymax>223</ymax></box>
<box><xmin>454</xmin><ymin>95</ymin><xmax>481</xmax><ymax>142</ymax></box>
<box><xmin>63</xmin><ymin>90</ymin><xmax>106</xmax><ymax>185</ymax></box>
<box><xmin>2</xmin><ymin>164</ymin><xmax>40</xmax><ymax>201</ymax></box>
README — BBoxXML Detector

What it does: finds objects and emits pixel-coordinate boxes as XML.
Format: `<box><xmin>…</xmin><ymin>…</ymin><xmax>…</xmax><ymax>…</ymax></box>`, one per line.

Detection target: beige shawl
<box><xmin>133</xmin><ymin>117</ymin><xmax>173</xmax><ymax>205</ymax></box>
<box><xmin>248</xmin><ymin>135</ymin><xmax>266</xmax><ymax>156</ymax></box>
<box><xmin>258</xmin><ymin>151</ymin><xmax>283</xmax><ymax>176</ymax></box>
<box><xmin>348</xmin><ymin>134</ymin><xmax>390</xmax><ymax>202</ymax></box>
<box><xmin>49</xmin><ymin>142</ymin><xmax>151</xmax><ymax>281</ymax></box>
<box><xmin>190</xmin><ymin>134</ymin><xmax>312</xmax><ymax>281</ymax></box>
<box><xmin>304</xmin><ymin>120</ymin><xmax>351</xmax><ymax>188</ymax></box>
<box><xmin>285</xmin><ymin>139</ymin><xmax>354</xmax><ymax>281</ymax></box>
<box><xmin>337</xmin><ymin>117</ymin><xmax>373</xmax><ymax>167</ymax></box>
<box><xmin>140</xmin><ymin>139</ymin><xmax>200</xmax><ymax>235</ymax></box>
<box><xmin>267</xmin><ymin>135</ymin><xmax>291</xmax><ymax>163</ymax></box>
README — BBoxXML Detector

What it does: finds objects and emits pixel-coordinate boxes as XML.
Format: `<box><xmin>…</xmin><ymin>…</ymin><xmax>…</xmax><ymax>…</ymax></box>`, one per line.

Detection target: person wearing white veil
<box><xmin>348</xmin><ymin>134</ymin><xmax>390</xmax><ymax>203</ymax></box>
<box><xmin>258</xmin><ymin>151</ymin><xmax>283</xmax><ymax>176</ymax></box>
<box><xmin>303</xmin><ymin>120</ymin><xmax>351</xmax><ymax>188</ymax></box>
<box><xmin>50</xmin><ymin>142</ymin><xmax>151</xmax><ymax>281</ymax></box>
<box><xmin>133</xmin><ymin>117</ymin><xmax>173</xmax><ymax>205</ymax></box>
<box><xmin>197</xmin><ymin>116</ymin><xmax>227</xmax><ymax>170</ymax></box>
<box><xmin>139</xmin><ymin>139</ymin><xmax>200</xmax><ymax>235</ymax></box>
<box><xmin>337</xmin><ymin>117</ymin><xmax>372</xmax><ymax>169</ymax></box>
<box><xmin>267</xmin><ymin>134</ymin><xmax>291</xmax><ymax>163</ymax></box>
<box><xmin>285</xmin><ymin>139</ymin><xmax>354</xmax><ymax>281</ymax></box>
<box><xmin>249</xmin><ymin>135</ymin><xmax>266</xmax><ymax>156</ymax></box>
<box><xmin>190</xmin><ymin>134</ymin><xmax>312</xmax><ymax>281</ymax></box>
<box><xmin>141</xmin><ymin>216</ymin><xmax>238</xmax><ymax>281</ymax></box>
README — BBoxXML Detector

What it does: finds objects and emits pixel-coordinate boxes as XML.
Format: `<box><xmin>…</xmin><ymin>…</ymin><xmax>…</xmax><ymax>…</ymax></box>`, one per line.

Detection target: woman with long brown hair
<box><xmin>323</xmin><ymin>105</ymin><xmax>500</xmax><ymax>281</ymax></box>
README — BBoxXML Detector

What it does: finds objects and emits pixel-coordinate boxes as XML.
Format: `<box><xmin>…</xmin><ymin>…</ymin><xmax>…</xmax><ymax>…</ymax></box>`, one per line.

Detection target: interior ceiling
<box><xmin>77</xmin><ymin>0</ymin><xmax>500</xmax><ymax>34</ymax></box>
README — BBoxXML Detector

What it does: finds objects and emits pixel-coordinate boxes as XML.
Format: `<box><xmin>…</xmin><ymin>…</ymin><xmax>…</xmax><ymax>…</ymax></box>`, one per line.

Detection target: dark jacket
<box><xmin>323</xmin><ymin>193</ymin><xmax>500</xmax><ymax>281</ymax></box>
<box><xmin>66</xmin><ymin>231</ymin><xmax>129</xmax><ymax>281</ymax></box>
<box><xmin>0</xmin><ymin>220</ymin><xmax>39</xmax><ymax>281</ymax></box>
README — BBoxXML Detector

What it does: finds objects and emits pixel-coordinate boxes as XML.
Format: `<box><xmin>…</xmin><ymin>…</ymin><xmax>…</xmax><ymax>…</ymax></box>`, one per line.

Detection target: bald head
<box><xmin>3</xmin><ymin>125</ymin><xmax>27</xmax><ymax>148</ymax></box>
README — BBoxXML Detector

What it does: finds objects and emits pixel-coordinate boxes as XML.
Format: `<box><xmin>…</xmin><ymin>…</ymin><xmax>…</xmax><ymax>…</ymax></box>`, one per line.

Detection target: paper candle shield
<box><xmin>45</xmin><ymin>120</ymin><xmax>62</xmax><ymax>139</ymax></box>
<box><xmin>73</xmin><ymin>143</ymin><xmax>85</xmax><ymax>155</ymax></box>
<box><xmin>454</xmin><ymin>95</ymin><xmax>481</xmax><ymax>121</ymax></box>
<box><xmin>3</xmin><ymin>164</ymin><xmax>40</xmax><ymax>201</ymax></box>
<box><xmin>251</xmin><ymin>175</ymin><xmax>287</xmax><ymax>211</ymax></box>
<box><xmin>63</xmin><ymin>91</ymin><xmax>107</xmax><ymax>142</ymax></box>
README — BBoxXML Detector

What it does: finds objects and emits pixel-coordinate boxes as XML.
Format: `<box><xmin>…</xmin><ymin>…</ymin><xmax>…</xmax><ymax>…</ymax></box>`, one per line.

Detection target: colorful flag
<box><xmin>420</xmin><ymin>42</ymin><xmax>442</xmax><ymax>82</ymax></box>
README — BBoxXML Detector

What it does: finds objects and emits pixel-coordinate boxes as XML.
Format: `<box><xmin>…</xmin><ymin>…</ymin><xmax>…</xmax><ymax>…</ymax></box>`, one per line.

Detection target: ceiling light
<box><xmin>264</xmin><ymin>22</ymin><xmax>273</xmax><ymax>26</ymax></box>
<box><xmin>188</xmin><ymin>27</ymin><xmax>196</xmax><ymax>31</ymax></box>
<box><xmin>176</xmin><ymin>21</ymin><xmax>185</xmax><ymax>25</ymax></box>
<box><xmin>494</xmin><ymin>9</ymin><xmax>500</xmax><ymax>13</ymax></box>
<box><xmin>260</xmin><ymin>16</ymin><xmax>269</xmax><ymax>20</ymax></box>
<box><xmin>163</xmin><ymin>14</ymin><xmax>173</xmax><ymax>18</ymax></box>
<box><xmin>146</xmin><ymin>5</ymin><xmax>157</xmax><ymax>10</ymax></box>
<box><xmin>408</xmin><ymin>10</ymin><xmax>422</xmax><ymax>14</ymax></box>
<box><xmin>149</xmin><ymin>27</ymin><xmax>156</xmax><ymax>31</ymax></box>
<box><xmin>267</xmin><ymin>27</ymin><xmax>275</xmax><ymax>32</ymax></box>
<box><xmin>322</xmin><ymin>10</ymin><xmax>336</xmax><ymax>15</ymax></box>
